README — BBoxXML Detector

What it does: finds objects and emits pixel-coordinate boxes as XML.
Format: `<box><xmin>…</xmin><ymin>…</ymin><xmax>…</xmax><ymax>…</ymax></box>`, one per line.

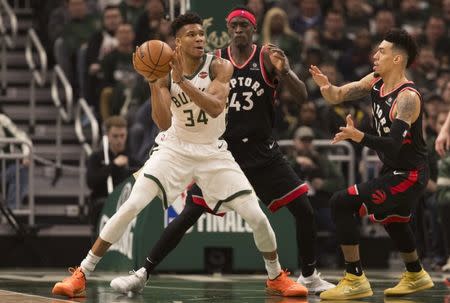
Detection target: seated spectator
<box><xmin>289</xmin><ymin>101</ymin><xmax>331</xmax><ymax>139</ymax></box>
<box><xmin>319</xmin><ymin>9</ymin><xmax>353</xmax><ymax>61</ymax></box>
<box><xmin>47</xmin><ymin>1</ymin><xmax>72</xmax><ymax>52</ymax></box>
<box><xmin>342</xmin><ymin>0</ymin><xmax>372</xmax><ymax>37</ymax></box>
<box><xmin>291</xmin><ymin>125</ymin><xmax>346</xmax><ymax>195</ymax></box>
<box><xmin>260</xmin><ymin>7</ymin><xmax>302</xmax><ymax>66</ymax></box>
<box><xmin>99</xmin><ymin>23</ymin><xmax>148</xmax><ymax>121</ymax></box>
<box><xmin>442</xmin><ymin>81</ymin><xmax>450</xmax><ymax>106</ymax></box>
<box><xmin>437</xmin><ymin>68</ymin><xmax>450</xmax><ymax>93</ymax></box>
<box><xmin>337</xmin><ymin>28</ymin><xmax>372</xmax><ymax>81</ymax></box>
<box><xmin>0</xmin><ymin>108</ymin><xmax>32</xmax><ymax>209</ymax></box>
<box><xmin>128</xmin><ymin>102</ymin><xmax>160</xmax><ymax>165</ymax></box>
<box><xmin>87</xmin><ymin>115</ymin><xmax>139</xmax><ymax>231</ymax></box>
<box><xmin>245</xmin><ymin>0</ymin><xmax>267</xmax><ymax>41</ymax></box>
<box><xmin>290</xmin><ymin>0</ymin><xmax>322</xmax><ymax>35</ymax></box>
<box><xmin>293</xmin><ymin>44</ymin><xmax>323</xmax><ymax>84</ymax></box>
<box><xmin>444</xmin><ymin>0</ymin><xmax>450</xmax><ymax>28</ymax></box>
<box><xmin>397</xmin><ymin>0</ymin><xmax>429</xmax><ymax>37</ymax></box>
<box><xmin>417</xmin><ymin>15</ymin><xmax>450</xmax><ymax>66</ymax></box>
<box><xmin>409</xmin><ymin>46</ymin><xmax>440</xmax><ymax>95</ymax></box>
<box><xmin>85</xmin><ymin>5</ymin><xmax>123</xmax><ymax>114</ymax></box>
<box><xmin>371</xmin><ymin>9</ymin><xmax>396</xmax><ymax>45</ymax></box>
<box><xmin>59</xmin><ymin>0</ymin><xmax>101</xmax><ymax>91</ymax></box>
<box><xmin>134</xmin><ymin>0</ymin><xmax>170</xmax><ymax>46</ymax></box>
<box><xmin>119</xmin><ymin>0</ymin><xmax>146</xmax><ymax>28</ymax></box>
<box><xmin>423</xmin><ymin>95</ymin><xmax>443</xmax><ymax>139</ymax></box>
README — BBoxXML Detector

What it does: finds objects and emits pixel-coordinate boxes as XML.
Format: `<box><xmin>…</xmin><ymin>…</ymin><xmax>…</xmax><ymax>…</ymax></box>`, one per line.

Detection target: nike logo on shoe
<box><xmin>393</xmin><ymin>170</ymin><xmax>405</xmax><ymax>175</ymax></box>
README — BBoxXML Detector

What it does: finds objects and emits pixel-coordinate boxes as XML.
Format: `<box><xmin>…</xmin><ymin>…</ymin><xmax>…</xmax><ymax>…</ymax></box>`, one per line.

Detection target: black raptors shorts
<box><xmin>241</xmin><ymin>152</ymin><xmax>308</xmax><ymax>212</ymax></box>
<box><xmin>189</xmin><ymin>150</ymin><xmax>308</xmax><ymax>213</ymax></box>
<box><xmin>348</xmin><ymin>165</ymin><xmax>429</xmax><ymax>224</ymax></box>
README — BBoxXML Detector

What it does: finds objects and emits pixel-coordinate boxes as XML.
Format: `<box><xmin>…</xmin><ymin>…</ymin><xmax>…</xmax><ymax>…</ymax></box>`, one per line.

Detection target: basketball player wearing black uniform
<box><xmin>109</xmin><ymin>7</ymin><xmax>334</xmax><ymax>295</ymax></box>
<box><xmin>310</xmin><ymin>29</ymin><xmax>434</xmax><ymax>300</ymax></box>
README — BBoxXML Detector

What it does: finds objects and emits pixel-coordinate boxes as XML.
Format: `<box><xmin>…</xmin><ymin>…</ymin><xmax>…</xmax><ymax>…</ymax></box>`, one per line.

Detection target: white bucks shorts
<box><xmin>140</xmin><ymin>131</ymin><xmax>253</xmax><ymax>213</ymax></box>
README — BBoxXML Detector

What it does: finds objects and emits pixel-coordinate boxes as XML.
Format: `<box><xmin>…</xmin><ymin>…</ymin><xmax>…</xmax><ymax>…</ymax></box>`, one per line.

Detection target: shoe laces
<box><xmin>64</xmin><ymin>267</ymin><xmax>85</xmax><ymax>282</ymax></box>
<box><xmin>399</xmin><ymin>272</ymin><xmax>417</xmax><ymax>286</ymax></box>
<box><xmin>128</xmin><ymin>269</ymin><xmax>143</xmax><ymax>278</ymax></box>
<box><xmin>274</xmin><ymin>270</ymin><xmax>297</xmax><ymax>287</ymax></box>
<box><xmin>336</xmin><ymin>273</ymin><xmax>354</xmax><ymax>287</ymax></box>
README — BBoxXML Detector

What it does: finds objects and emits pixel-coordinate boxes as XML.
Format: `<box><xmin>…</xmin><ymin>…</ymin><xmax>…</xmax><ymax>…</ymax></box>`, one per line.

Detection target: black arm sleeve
<box><xmin>360</xmin><ymin>119</ymin><xmax>410</xmax><ymax>159</ymax></box>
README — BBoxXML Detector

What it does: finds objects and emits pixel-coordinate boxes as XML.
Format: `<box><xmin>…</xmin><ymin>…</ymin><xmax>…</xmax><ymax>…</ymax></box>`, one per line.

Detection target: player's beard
<box><xmin>374</xmin><ymin>72</ymin><xmax>380</xmax><ymax>77</ymax></box>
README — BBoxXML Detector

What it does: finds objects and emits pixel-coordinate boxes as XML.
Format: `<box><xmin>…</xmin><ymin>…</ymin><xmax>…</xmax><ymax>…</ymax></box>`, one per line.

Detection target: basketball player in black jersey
<box><xmin>109</xmin><ymin>6</ymin><xmax>334</xmax><ymax>296</ymax></box>
<box><xmin>310</xmin><ymin>28</ymin><xmax>434</xmax><ymax>300</ymax></box>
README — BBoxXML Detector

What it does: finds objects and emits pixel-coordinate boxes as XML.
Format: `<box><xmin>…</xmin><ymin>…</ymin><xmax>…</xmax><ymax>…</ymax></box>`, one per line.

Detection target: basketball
<box><xmin>133</xmin><ymin>40</ymin><xmax>173</xmax><ymax>82</ymax></box>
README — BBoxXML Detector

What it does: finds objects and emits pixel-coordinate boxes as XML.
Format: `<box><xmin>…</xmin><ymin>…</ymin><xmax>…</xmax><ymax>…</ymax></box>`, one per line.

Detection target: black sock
<box><xmin>144</xmin><ymin>257</ymin><xmax>157</xmax><ymax>279</ymax></box>
<box><xmin>302</xmin><ymin>260</ymin><xmax>316</xmax><ymax>277</ymax></box>
<box><xmin>405</xmin><ymin>260</ymin><xmax>422</xmax><ymax>272</ymax></box>
<box><xmin>345</xmin><ymin>260</ymin><xmax>363</xmax><ymax>276</ymax></box>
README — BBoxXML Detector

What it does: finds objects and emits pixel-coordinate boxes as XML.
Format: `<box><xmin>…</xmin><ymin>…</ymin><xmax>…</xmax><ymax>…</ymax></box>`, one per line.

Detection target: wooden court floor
<box><xmin>0</xmin><ymin>269</ymin><xmax>448</xmax><ymax>303</ymax></box>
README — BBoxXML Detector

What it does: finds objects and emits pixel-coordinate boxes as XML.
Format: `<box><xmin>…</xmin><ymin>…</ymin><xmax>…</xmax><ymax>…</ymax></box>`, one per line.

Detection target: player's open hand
<box><xmin>332</xmin><ymin>114</ymin><xmax>364</xmax><ymax>144</ymax></box>
<box><xmin>435</xmin><ymin>128</ymin><xmax>450</xmax><ymax>157</ymax></box>
<box><xmin>170</xmin><ymin>46</ymin><xmax>184</xmax><ymax>83</ymax></box>
<box><xmin>266</xmin><ymin>43</ymin><xmax>290</xmax><ymax>74</ymax></box>
<box><xmin>309</xmin><ymin>65</ymin><xmax>331</xmax><ymax>89</ymax></box>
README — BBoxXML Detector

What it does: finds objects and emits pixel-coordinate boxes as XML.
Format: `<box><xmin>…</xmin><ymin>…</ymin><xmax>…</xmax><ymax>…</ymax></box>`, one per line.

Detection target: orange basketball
<box><xmin>133</xmin><ymin>40</ymin><xmax>173</xmax><ymax>81</ymax></box>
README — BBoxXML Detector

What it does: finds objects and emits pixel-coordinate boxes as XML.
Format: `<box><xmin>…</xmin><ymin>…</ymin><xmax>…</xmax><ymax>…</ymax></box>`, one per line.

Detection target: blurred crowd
<box><xmin>22</xmin><ymin>0</ymin><xmax>450</xmax><ymax>270</ymax></box>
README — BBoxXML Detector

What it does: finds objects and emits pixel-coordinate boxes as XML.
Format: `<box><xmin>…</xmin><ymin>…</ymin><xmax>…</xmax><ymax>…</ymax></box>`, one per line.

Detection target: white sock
<box><xmin>264</xmin><ymin>255</ymin><xmax>282</xmax><ymax>280</ymax></box>
<box><xmin>80</xmin><ymin>250</ymin><xmax>101</xmax><ymax>275</ymax></box>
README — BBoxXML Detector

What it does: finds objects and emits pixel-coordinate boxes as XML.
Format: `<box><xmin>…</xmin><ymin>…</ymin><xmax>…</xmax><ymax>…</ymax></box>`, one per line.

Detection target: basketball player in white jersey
<box><xmin>52</xmin><ymin>12</ymin><xmax>307</xmax><ymax>298</ymax></box>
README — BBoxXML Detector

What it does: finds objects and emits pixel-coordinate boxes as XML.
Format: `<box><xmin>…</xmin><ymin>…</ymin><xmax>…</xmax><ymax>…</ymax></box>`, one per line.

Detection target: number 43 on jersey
<box><xmin>229</xmin><ymin>92</ymin><xmax>254</xmax><ymax>111</ymax></box>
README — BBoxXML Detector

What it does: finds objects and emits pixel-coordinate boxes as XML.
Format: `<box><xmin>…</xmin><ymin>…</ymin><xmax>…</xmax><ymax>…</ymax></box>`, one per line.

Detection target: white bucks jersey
<box><xmin>168</xmin><ymin>54</ymin><xmax>225</xmax><ymax>144</ymax></box>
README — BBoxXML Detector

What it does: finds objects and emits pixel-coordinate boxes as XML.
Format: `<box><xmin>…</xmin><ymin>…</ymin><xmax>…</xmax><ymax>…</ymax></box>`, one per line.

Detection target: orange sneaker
<box><xmin>52</xmin><ymin>267</ymin><xmax>86</xmax><ymax>298</ymax></box>
<box><xmin>266</xmin><ymin>270</ymin><xmax>308</xmax><ymax>297</ymax></box>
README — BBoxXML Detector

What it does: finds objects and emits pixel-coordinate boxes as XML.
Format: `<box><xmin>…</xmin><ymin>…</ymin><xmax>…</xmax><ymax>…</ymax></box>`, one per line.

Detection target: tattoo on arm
<box><xmin>396</xmin><ymin>92</ymin><xmax>419</xmax><ymax>124</ymax></box>
<box><xmin>342</xmin><ymin>83</ymin><xmax>370</xmax><ymax>100</ymax></box>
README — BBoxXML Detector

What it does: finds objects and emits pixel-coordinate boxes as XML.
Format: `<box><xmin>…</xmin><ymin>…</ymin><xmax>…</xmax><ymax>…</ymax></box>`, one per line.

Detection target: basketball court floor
<box><xmin>0</xmin><ymin>269</ymin><xmax>448</xmax><ymax>303</ymax></box>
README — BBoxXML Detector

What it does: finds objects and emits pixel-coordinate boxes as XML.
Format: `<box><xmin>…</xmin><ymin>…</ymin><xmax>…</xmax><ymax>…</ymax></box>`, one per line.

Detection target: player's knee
<box><xmin>248</xmin><ymin>211</ymin><xmax>270</xmax><ymax>232</ymax></box>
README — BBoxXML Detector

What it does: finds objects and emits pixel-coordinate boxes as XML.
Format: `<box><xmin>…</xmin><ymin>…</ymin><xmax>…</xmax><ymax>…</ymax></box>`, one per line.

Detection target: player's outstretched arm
<box><xmin>436</xmin><ymin>111</ymin><xmax>450</xmax><ymax>157</ymax></box>
<box><xmin>339</xmin><ymin>90</ymin><xmax>420</xmax><ymax>159</ymax></box>
<box><xmin>263</xmin><ymin>44</ymin><xmax>307</xmax><ymax>104</ymax></box>
<box><xmin>309</xmin><ymin>66</ymin><xmax>374</xmax><ymax>104</ymax></box>
<box><xmin>170</xmin><ymin>47</ymin><xmax>232</xmax><ymax>118</ymax></box>
<box><xmin>149</xmin><ymin>75</ymin><xmax>173</xmax><ymax>130</ymax></box>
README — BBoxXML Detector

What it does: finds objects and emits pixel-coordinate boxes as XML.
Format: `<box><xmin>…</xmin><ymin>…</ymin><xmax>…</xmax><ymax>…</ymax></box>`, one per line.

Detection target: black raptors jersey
<box><xmin>370</xmin><ymin>78</ymin><xmax>427</xmax><ymax>170</ymax></box>
<box><xmin>217</xmin><ymin>45</ymin><xmax>279</xmax><ymax>168</ymax></box>
<box><xmin>219</xmin><ymin>45</ymin><xmax>276</xmax><ymax>143</ymax></box>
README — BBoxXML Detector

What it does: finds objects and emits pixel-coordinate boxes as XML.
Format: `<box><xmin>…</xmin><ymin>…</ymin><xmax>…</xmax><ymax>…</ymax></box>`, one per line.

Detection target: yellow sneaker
<box><xmin>320</xmin><ymin>272</ymin><xmax>372</xmax><ymax>300</ymax></box>
<box><xmin>384</xmin><ymin>269</ymin><xmax>434</xmax><ymax>296</ymax></box>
